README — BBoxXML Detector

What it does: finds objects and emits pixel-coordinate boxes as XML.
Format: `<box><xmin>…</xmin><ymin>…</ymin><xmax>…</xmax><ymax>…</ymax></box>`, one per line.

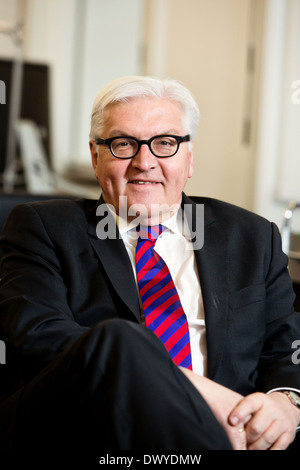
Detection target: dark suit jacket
<box><xmin>1</xmin><ymin>193</ymin><xmax>300</xmax><ymax>400</ymax></box>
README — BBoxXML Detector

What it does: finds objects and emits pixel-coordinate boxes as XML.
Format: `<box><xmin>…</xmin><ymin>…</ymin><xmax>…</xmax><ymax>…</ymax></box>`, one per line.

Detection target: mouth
<box><xmin>129</xmin><ymin>180</ymin><xmax>160</xmax><ymax>185</ymax></box>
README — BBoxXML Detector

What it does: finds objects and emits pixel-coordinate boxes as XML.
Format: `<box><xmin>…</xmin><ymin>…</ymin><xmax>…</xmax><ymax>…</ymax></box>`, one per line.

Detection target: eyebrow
<box><xmin>108</xmin><ymin>130</ymin><xmax>128</xmax><ymax>137</ymax></box>
<box><xmin>106</xmin><ymin>129</ymin><xmax>182</xmax><ymax>138</ymax></box>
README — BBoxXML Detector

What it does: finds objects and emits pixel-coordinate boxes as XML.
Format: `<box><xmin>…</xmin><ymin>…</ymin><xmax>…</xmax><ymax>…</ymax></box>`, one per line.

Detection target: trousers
<box><xmin>0</xmin><ymin>319</ymin><xmax>231</xmax><ymax>462</ymax></box>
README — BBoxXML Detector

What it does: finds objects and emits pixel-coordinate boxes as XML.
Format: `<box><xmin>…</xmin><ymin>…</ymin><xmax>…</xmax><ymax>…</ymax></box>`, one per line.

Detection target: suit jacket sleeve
<box><xmin>0</xmin><ymin>203</ymin><xmax>89</xmax><ymax>378</ymax></box>
<box><xmin>255</xmin><ymin>221</ymin><xmax>300</xmax><ymax>391</ymax></box>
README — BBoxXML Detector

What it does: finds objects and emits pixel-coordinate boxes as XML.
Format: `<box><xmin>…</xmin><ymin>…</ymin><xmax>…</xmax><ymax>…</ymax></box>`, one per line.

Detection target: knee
<box><xmin>72</xmin><ymin>318</ymin><xmax>168</xmax><ymax>374</ymax></box>
<box><xmin>84</xmin><ymin>318</ymin><xmax>141</xmax><ymax>355</ymax></box>
<box><xmin>71</xmin><ymin>319</ymin><xmax>142</xmax><ymax>371</ymax></box>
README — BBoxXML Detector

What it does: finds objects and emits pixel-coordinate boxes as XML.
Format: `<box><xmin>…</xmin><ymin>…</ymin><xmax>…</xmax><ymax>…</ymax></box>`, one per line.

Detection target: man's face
<box><xmin>90</xmin><ymin>97</ymin><xmax>194</xmax><ymax>223</ymax></box>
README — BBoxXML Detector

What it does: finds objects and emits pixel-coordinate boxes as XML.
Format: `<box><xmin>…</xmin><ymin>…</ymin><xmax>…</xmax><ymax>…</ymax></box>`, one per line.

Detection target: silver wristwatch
<box><xmin>282</xmin><ymin>391</ymin><xmax>300</xmax><ymax>409</ymax></box>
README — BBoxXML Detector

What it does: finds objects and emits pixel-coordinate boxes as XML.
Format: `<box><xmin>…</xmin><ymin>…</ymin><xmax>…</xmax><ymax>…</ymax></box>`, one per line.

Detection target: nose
<box><xmin>131</xmin><ymin>142</ymin><xmax>158</xmax><ymax>171</ymax></box>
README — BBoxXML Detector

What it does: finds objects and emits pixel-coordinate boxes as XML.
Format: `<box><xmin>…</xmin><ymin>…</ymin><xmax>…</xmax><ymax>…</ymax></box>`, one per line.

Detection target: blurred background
<box><xmin>0</xmin><ymin>0</ymin><xmax>300</xmax><ymax>229</ymax></box>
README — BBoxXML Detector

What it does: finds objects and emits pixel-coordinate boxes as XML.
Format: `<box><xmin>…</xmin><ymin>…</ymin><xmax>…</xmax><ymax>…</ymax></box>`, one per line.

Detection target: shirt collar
<box><xmin>106</xmin><ymin>204</ymin><xmax>185</xmax><ymax>238</ymax></box>
<box><xmin>121</xmin><ymin>210</ymin><xmax>188</xmax><ymax>240</ymax></box>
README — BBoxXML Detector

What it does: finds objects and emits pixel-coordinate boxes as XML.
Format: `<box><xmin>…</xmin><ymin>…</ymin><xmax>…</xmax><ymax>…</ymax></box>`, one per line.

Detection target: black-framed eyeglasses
<box><xmin>94</xmin><ymin>134</ymin><xmax>190</xmax><ymax>159</ymax></box>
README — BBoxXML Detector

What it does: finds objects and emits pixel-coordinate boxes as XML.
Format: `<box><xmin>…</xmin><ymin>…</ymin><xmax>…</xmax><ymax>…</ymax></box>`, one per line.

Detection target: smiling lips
<box><xmin>129</xmin><ymin>180</ymin><xmax>160</xmax><ymax>185</ymax></box>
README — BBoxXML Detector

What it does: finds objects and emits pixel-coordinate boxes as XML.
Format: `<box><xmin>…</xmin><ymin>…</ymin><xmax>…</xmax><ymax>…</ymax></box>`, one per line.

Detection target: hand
<box><xmin>179</xmin><ymin>367</ymin><xmax>248</xmax><ymax>450</ymax></box>
<box><xmin>229</xmin><ymin>391</ymin><xmax>300</xmax><ymax>450</ymax></box>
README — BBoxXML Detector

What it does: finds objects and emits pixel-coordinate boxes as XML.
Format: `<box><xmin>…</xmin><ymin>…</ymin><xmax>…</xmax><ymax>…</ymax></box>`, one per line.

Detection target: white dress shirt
<box><xmin>116</xmin><ymin>210</ymin><xmax>207</xmax><ymax>376</ymax></box>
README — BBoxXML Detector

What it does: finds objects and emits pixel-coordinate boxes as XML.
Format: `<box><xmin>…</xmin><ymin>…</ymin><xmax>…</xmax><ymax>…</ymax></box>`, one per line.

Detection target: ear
<box><xmin>89</xmin><ymin>140</ymin><xmax>98</xmax><ymax>173</ymax></box>
<box><xmin>188</xmin><ymin>146</ymin><xmax>194</xmax><ymax>179</ymax></box>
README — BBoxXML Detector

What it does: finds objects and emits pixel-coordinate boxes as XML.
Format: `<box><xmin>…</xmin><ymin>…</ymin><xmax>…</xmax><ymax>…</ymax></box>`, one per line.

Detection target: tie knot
<box><xmin>137</xmin><ymin>225</ymin><xmax>163</xmax><ymax>242</ymax></box>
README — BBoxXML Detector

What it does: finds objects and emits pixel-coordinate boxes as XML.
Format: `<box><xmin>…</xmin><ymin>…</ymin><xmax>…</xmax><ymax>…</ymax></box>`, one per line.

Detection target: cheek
<box><xmin>97</xmin><ymin>160</ymin><xmax>128</xmax><ymax>191</ymax></box>
<box><xmin>163</xmin><ymin>160</ymin><xmax>192</xmax><ymax>191</ymax></box>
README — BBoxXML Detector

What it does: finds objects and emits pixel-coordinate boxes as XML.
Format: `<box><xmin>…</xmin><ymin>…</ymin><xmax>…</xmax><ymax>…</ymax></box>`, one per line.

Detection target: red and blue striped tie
<box><xmin>135</xmin><ymin>225</ymin><xmax>192</xmax><ymax>370</ymax></box>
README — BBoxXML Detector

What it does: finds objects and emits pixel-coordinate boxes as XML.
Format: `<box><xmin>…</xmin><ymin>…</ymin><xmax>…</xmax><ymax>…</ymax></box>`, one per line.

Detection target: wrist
<box><xmin>280</xmin><ymin>390</ymin><xmax>300</xmax><ymax>410</ymax></box>
<box><xmin>278</xmin><ymin>391</ymin><xmax>300</xmax><ymax>427</ymax></box>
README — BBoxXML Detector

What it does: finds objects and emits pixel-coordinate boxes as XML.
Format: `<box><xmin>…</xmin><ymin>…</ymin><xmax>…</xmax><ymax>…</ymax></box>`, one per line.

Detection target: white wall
<box><xmin>23</xmin><ymin>0</ymin><xmax>78</xmax><ymax>173</ymax></box>
<box><xmin>275</xmin><ymin>0</ymin><xmax>300</xmax><ymax>202</ymax></box>
<box><xmin>0</xmin><ymin>0</ymin><xmax>21</xmax><ymax>58</ymax></box>
<box><xmin>254</xmin><ymin>0</ymin><xmax>300</xmax><ymax>228</ymax></box>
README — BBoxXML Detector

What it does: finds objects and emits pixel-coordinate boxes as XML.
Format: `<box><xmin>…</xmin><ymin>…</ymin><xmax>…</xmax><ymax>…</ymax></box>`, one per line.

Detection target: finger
<box><xmin>246</xmin><ymin>419</ymin><xmax>293</xmax><ymax>450</ymax></box>
<box><xmin>229</xmin><ymin>392</ymin><xmax>264</xmax><ymax>427</ymax></box>
<box><xmin>269</xmin><ymin>431</ymin><xmax>293</xmax><ymax>451</ymax></box>
<box><xmin>244</xmin><ymin>412</ymin><xmax>267</xmax><ymax>445</ymax></box>
<box><xmin>228</xmin><ymin>425</ymin><xmax>247</xmax><ymax>450</ymax></box>
<box><xmin>246</xmin><ymin>420</ymin><xmax>279</xmax><ymax>450</ymax></box>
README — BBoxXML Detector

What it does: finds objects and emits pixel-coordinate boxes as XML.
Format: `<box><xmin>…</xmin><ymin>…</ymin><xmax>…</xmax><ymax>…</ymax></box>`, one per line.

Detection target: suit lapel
<box><xmin>182</xmin><ymin>194</ymin><xmax>229</xmax><ymax>380</ymax></box>
<box><xmin>87</xmin><ymin>198</ymin><xmax>141</xmax><ymax>322</ymax></box>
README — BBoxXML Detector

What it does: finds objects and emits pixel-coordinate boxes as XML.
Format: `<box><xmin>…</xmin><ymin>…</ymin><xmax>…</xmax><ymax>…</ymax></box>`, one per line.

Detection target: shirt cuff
<box><xmin>267</xmin><ymin>386</ymin><xmax>300</xmax><ymax>395</ymax></box>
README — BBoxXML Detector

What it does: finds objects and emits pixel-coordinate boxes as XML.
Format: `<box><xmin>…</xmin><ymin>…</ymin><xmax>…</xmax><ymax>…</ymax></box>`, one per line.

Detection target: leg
<box><xmin>3</xmin><ymin>319</ymin><xmax>231</xmax><ymax>457</ymax></box>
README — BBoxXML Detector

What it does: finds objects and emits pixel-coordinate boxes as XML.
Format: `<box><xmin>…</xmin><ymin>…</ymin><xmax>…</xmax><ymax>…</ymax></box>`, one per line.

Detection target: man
<box><xmin>0</xmin><ymin>76</ymin><xmax>300</xmax><ymax>456</ymax></box>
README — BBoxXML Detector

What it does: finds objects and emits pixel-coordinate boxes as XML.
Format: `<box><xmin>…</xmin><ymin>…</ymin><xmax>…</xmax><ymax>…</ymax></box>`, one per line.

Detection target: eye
<box><xmin>115</xmin><ymin>139</ymin><xmax>130</xmax><ymax>147</ymax></box>
<box><xmin>154</xmin><ymin>137</ymin><xmax>177</xmax><ymax>148</ymax></box>
<box><xmin>110</xmin><ymin>137</ymin><xmax>138</xmax><ymax>157</ymax></box>
<box><xmin>113</xmin><ymin>138</ymin><xmax>135</xmax><ymax>149</ymax></box>
<box><xmin>158</xmin><ymin>139</ymin><xmax>172</xmax><ymax>146</ymax></box>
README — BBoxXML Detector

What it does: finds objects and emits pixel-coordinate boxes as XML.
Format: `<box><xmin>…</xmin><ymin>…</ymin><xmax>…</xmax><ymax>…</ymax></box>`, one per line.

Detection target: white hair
<box><xmin>89</xmin><ymin>75</ymin><xmax>200</xmax><ymax>140</ymax></box>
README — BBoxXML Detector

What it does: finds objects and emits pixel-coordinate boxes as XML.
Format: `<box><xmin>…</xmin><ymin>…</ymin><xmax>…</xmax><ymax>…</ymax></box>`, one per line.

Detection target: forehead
<box><xmin>102</xmin><ymin>97</ymin><xmax>185</xmax><ymax>136</ymax></box>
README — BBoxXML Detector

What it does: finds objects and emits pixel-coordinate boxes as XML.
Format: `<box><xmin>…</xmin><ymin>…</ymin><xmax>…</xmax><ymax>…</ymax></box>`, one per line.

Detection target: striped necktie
<box><xmin>135</xmin><ymin>225</ymin><xmax>192</xmax><ymax>370</ymax></box>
